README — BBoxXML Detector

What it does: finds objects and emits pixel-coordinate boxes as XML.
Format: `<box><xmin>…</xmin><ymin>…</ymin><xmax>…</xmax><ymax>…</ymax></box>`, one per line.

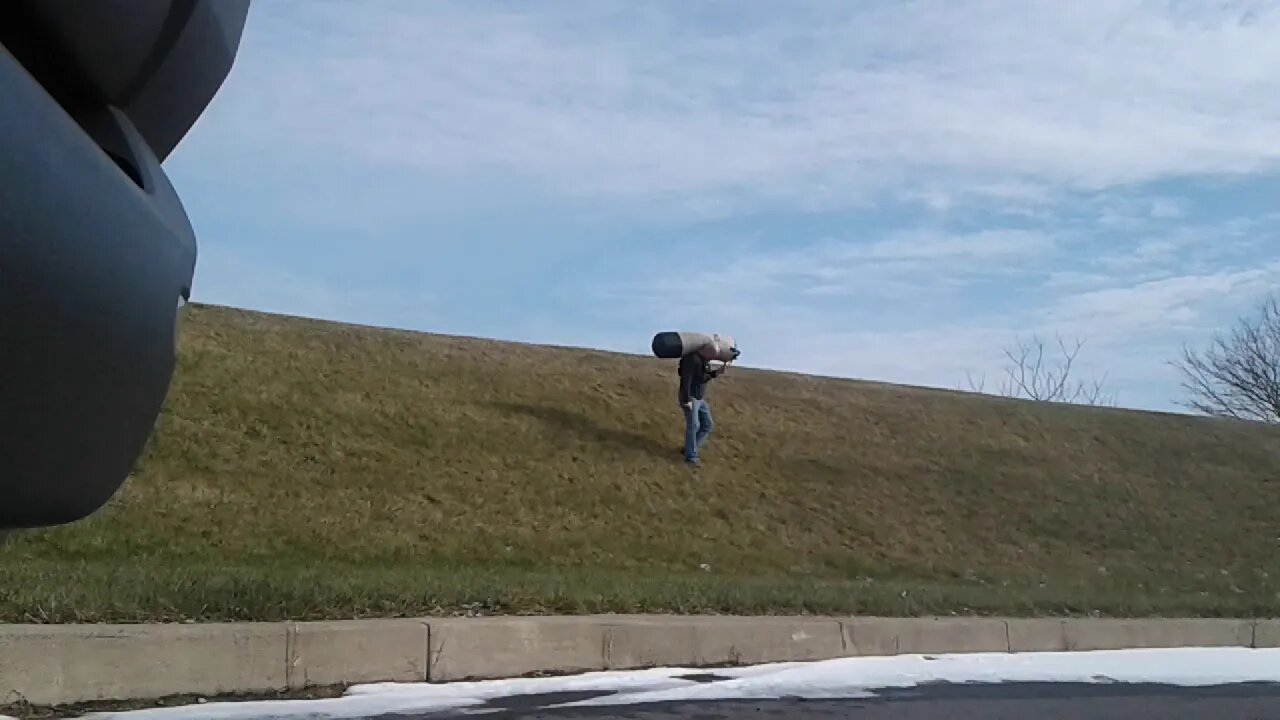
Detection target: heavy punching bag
<box><xmin>651</xmin><ymin>331</ymin><xmax>739</xmax><ymax>363</ymax></box>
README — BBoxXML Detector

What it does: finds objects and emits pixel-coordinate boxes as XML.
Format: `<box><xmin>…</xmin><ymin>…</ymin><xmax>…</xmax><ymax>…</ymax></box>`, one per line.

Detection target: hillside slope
<box><xmin>3</xmin><ymin>303</ymin><xmax>1279</xmax><ymax>622</ymax></box>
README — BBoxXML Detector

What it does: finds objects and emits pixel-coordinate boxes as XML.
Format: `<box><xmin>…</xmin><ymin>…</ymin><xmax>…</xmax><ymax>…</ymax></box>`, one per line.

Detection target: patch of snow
<box><xmin>80</xmin><ymin>647</ymin><xmax>1280</xmax><ymax>719</ymax></box>
<box><xmin>563</xmin><ymin>647</ymin><xmax>1280</xmax><ymax>707</ymax></box>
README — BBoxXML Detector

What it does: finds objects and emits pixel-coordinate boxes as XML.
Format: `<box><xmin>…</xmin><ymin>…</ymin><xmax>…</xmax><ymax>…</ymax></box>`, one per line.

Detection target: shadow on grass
<box><xmin>490</xmin><ymin>401</ymin><xmax>675</xmax><ymax>459</ymax></box>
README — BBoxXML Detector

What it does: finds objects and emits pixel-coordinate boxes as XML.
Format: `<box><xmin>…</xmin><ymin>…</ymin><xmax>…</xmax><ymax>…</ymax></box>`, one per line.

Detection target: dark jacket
<box><xmin>678</xmin><ymin>353</ymin><xmax>720</xmax><ymax>405</ymax></box>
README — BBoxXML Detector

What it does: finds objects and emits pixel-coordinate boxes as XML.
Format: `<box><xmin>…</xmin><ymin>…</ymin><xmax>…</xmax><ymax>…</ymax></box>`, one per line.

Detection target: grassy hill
<box><xmin>3</xmin><ymin>303</ymin><xmax>1279</xmax><ymax>623</ymax></box>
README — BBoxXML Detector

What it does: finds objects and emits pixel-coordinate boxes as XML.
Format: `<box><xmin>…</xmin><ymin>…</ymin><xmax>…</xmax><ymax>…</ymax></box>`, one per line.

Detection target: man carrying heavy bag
<box><xmin>652</xmin><ymin>332</ymin><xmax>740</xmax><ymax>468</ymax></box>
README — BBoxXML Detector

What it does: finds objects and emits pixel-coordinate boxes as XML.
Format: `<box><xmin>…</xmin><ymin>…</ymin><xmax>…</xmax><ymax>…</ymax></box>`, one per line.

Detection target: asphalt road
<box><xmin>381</xmin><ymin>681</ymin><xmax>1280</xmax><ymax>719</ymax></box>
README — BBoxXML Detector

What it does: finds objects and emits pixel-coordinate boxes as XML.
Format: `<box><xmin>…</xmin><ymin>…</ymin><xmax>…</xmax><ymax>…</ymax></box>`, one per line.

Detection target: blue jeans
<box><xmin>682</xmin><ymin>398</ymin><xmax>713</xmax><ymax>462</ymax></box>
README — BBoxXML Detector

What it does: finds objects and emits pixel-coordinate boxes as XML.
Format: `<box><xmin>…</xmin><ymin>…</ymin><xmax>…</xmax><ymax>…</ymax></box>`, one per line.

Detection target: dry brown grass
<box><xmin>2</xmin><ymin>303</ymin><xmax>1278</xmax><ymax>622</ymax></box>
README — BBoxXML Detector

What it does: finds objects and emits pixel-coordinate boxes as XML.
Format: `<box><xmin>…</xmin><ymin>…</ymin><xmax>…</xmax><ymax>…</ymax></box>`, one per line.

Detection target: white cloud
<box><xmin>1096</xmin><ymin>196</ymin><xmax>1189</xmax><ymax>229</ymax></box>
<box><xmin>604</xmin><ymin>229</ymin><xmax>1058</xmax><ymax>310</ymax></box>
<box><xmin>1044</xmin><ymin>264</ymin><xmax>1280</xmax><ymax>338</ymax></box>
<box><xmin>205</xmin><ymin>0</ymin><xmax>1280</xmax><ymax>213</ymax></box>
<box><xmin>1089</xmin><ymin>216</ymin><xmax>1272</xmax><ymax>275</ymax></box>
<box><xmin>1044</xmin><ymin>271</ymin><xmax>1122</xmax><ymax>291</ymax></box>
<box><xmin>862</xmin><ymin>229</ymin><xmax>1056</xmax><ymax>261</ymax></box>
<box><xmin>1150</xmin><ymin>198</ymin><xmax>1185</xmax><ymax>219</ymax></box>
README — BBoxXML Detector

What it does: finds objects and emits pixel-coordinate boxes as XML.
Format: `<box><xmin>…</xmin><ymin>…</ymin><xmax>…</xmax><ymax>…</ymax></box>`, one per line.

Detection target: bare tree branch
<box><xmin>1170</xmin><ymin>293</ymin><xmax>1280</xmax><ymax>424</ymax></box>
<box><xmin>963</xmin><ymin>332</ymin><xmax>1116</xmax><ymax>406</ymax></box>
<box><xmin>962</xmin><ymin>370</ymin><xmax>987</xmax><ymax>394</ymax></box>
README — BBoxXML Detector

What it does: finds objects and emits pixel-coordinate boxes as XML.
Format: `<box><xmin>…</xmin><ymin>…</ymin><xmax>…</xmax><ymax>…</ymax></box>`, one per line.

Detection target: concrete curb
<box><xmin>2</xmin><ymin>615</ymin><xmax>1276</xmax><ymax>706</ymax></box>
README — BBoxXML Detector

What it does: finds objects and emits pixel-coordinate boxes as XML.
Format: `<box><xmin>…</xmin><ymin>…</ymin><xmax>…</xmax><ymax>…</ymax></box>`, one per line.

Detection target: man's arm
<box><xmin>709</xmin><ymin>357</ymin><xmax>732</xmax><ymax>379</ymax></box>
<box><xmin>678</xmin><ymin>354</ymin><xmax>695</xmax><ymax>405</ymax></box>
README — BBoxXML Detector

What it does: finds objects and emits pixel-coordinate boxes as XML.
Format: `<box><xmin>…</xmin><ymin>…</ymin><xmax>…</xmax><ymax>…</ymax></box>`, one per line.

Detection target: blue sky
<box><xmin>164</xmin><ymin>0</ymin><xmax>1280</xmax><ymax>414</ymax></box>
